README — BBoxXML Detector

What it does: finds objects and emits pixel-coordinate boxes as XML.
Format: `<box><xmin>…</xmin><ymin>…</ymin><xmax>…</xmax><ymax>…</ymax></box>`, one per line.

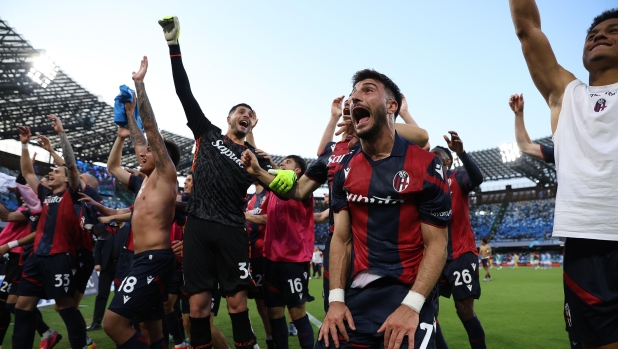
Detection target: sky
<box><xmin>2</xmin><ymin>0</ymin><xmax>615</xmax><ymax>159</ymax></box>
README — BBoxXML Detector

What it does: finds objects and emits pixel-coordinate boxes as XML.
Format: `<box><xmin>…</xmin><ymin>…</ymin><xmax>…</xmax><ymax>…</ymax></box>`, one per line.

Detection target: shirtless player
<box><xmin>103</xmin><ymin>56</ymin><xmax>180</xmax><ymax>349</ymax></box>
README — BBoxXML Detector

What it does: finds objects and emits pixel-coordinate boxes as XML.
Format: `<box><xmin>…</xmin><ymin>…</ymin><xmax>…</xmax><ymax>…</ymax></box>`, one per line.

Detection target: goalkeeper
<box><xmin>159</xmin><ymin>16</ymin><xmax>273</xmax><ymax>349</ymax></box>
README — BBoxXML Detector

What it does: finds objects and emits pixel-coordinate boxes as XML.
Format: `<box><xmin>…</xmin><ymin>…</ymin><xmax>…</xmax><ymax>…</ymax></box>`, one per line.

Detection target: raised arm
<box><xmin>444</xmin><ymin>131</ymin><xmax>483</xmax><ymax>190</ymax></box>
<box><xmin>0</xmin><ymin>203</ymin><xmax>28</xmax><ymax>222</ymax></box>
<box><xmin>314</xmin><ymin>209</ymin><xmax>329</xmax><ymax>224</ymax></box>
<box><xmin>509</xmin><ymin>93</ymin><xmax>544</xmax><ymax>159</ymax></box>
<box><xmin>107</xmin><ymin>127</ymin><xmax>132</xmax><ymax>186</ymax></box>
<box><xmin>509</xmin><ymin>0</ymin><xmax>575</xmax><ymax>114</ymax></box>
<box><xmin>123</xmin><ymin>97</ymin><xmax>149</xmax><ymax>165</ymax></box>
<box><xmin>132</xmin><ymin>57</ymin><xmax>176</xmax><ymax>180</ymax></box>
<box><xmin>159</xmin><ymin>16</ymin><xmax>213</xmax><ymax>139</ymax></box>
<box><xmin>48</xmin><ymin>114</ymin><xmax>80</xmax><ymax>190</ymax></box>
<box><xmin>316</xmin><ymin>96</ymin><xmax>345</xmax><ymax>156</ymax></box>
<box><xmin>18</xmin><ymin>126</ymin><xmax>40</xmax><ymax>192</ymax></box>
<box><xmin>396</xmin><ymin>94</ymin><xmax>429</xmax><ymax>148</ymax></box>
<box><xmin>36</xmin><ymin>135</ymin><xmax>65</xmax><ymax>167</ymax></box>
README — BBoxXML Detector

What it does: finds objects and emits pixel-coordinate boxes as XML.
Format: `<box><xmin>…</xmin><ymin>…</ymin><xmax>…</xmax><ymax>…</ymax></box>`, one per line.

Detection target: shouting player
<box><xmin>510</xmin><ymin>2</ymin><xmax>618</xmax><ymax>347</ymax></box>
<box><xmin>159</xmin><ymin>16</ymin><xmax>272</xmax><ymax>349</ymax></box>
<box><xmin>103</xmin><ymin>56</ymin><xmax>180</xmax><ymax>349</ymax></box>
<box><xmin>253</xmin><ymin>69</ymin><xmax>450</xmax><ymax>349</ymax></box>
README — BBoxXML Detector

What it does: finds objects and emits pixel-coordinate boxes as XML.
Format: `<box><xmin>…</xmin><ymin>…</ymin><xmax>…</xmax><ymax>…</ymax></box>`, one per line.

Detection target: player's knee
<box><xmin>288</xmin><ymin>305</ymin><xmax>307</xmax><ymax>321</ymax></box>
<box><xmin>267</xmin><ymin>306</ymin><xmax>285</xmax><ymax>320</ymax></box>
<box><xmin>455</xmin><ymin>299</ymin><xmax>475</xmax><ymax>320</ymax></box>
<box><xmin>225</xmin><ymin>290</ymin><xmax>248</xmax><ymax>313</ymax></box>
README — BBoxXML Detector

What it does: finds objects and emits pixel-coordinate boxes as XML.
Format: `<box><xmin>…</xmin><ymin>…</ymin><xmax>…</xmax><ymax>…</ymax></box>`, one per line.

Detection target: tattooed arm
<box><xmin>132</xmin><ymin>56</ymin><xmax>176</xmax><ymax>180</ymax></box>
<box><xmin>124</xmin><ymin>94</ymin><xmax>148</xmax><ymax>156</ymax></box>
<box><xmin>48</xmin><ymin>114</ymin><xmax>81</xmax><ymax>191</ymax></box>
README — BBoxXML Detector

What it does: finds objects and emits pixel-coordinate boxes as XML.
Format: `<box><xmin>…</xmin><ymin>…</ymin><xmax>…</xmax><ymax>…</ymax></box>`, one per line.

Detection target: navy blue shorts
<box><xmin>249</xmin><ymin>257</ymin><xmax>266</xmax><ymax>300</ymax></box>
<box><xmin>75</xmin><ymin>248</ymin><xmax>95</xmax><ymax>294</ymax></box>
<box><xmin>18</xmin><ymin>253</ymin><xmax>77</xmax><ymax>300</ymax></box>
<box><xmin>316</xmin><ymin>278</ymin><xmax>439</xmax><ymax>349</ymax></box>
<box><xmin>168</xmin><ymin>262</ymin><xmax>184</xmax><ymax>296</ymax></box>
<box><xmin>108</xmin><ymin>249</ymin><xmax>176</xmax><ymax>322</ymax></box>
<box><xmin>0</xmin><ymin>252</ymin><xmax>21</xmax><ymax>300</ymax></box>
<box><xmin>264</xmin><ymin>259</ymin><xmax>314</xmax><ymax>309</ymax></box>
<box><xmin>438</xmin><ymin>252</ymin><xmax>481</xmax><ymax>301</ymax></box>
<box><xmin>114</xmin><ymin>248</ymin><xmax>134</xmax><ymax>287</ymax></box>
<box><xmin>563</xmin><ymin>238</ymin><xmax>618</xmax><ymax>346</ymax></box>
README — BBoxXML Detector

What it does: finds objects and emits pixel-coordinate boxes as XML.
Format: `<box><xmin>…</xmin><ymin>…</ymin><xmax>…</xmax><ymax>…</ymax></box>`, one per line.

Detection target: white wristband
<box><xmin>21</xmin><ymin>143</ymin><xmax>28</xmax><ymax>150</ymax></box>
<box><xmin>7</xmin><ymin>241</ymin><xmax>19</xmax><ymax>249</ymax></box>
<box><xmin>401</xmin><ymin>291</ymin><xmax>425</xmax><ymax>313</ymax></box>
<box><xmin>328</xmin><ymin>288</ymin><xmax>345</xmax><ymax>304</ymax></box>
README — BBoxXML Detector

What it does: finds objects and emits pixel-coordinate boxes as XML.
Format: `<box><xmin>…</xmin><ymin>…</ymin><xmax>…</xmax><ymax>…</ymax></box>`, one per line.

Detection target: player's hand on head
<box><xmin>319</xmin><ymin>302</ymin><xmax>355</xmax><ymax>348</ymax></box>
<box><xmin>117</xmin><ymin>126</ymin><xmax>131</xmax><ymax>139</ymax></box>
<box><xmin>331</xmin><ymin>95</ymin><xmax>345</xmax><ymax>119</ymax></box>
<box><xmin>36</xmin><ymin>134</ymin><xmax>52</xmax><ymax>152</ymax></box>
<box><xmin>377</xmin><ymin>305</ymin><xmax>420</xmax><ymax>349</ymax></box>
<box><xmin>268</xmin><ymin>169</ymin><xmax>297</xmax><ymax>194</ymax></box>
<box><xmin>335</xmin><ymin>115</ymin><xmax>355</xmax><ymax>137</ymax></box>
<box><xmin>444</xmin><ymin>131</ymin><xmax>464</xmax><ymax>154</ymax></box>
<box><xmin>132</xmin><ymin>56</ymin><xmax>148</xmax><ymax>82</ymax></box>
<box><xmin>250</xmin><ymin>111</ymin><xmax>258</xmax><ymax>129</ymax></box>
<box><xmin>17</xmin><ymin>126</ymin><xmax>32</xmax><ymax>144</ymax></box>
<box><xmin>46</xmin><ymin>114</ymin><xmax>64</xmax><ymax>133</ymax></box>
<box><xmin>158</xmin><ymin>16</ymin><xmax>180</xmax><ymax>46</ymax></box>
<box><xmin>509</xmin><ymin>93</ymin><xmax>524</xmax><ymax>115</ymax></box>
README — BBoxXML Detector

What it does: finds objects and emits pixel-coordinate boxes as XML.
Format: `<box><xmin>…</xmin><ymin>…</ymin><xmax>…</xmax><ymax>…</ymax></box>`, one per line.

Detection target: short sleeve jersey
<box><xmin>304</xmin><ymin>137</ymin><xmax>358</xmax><ymax>232</ymax></box>
<box><xmin>446</xmin><ymin>170</ymin><xmax>480</xmax><ymax>261</ymax></box>
<box><xmin>540</xmin><ymin>145</ymin><xmax>555</xmax><ymax>164</ymax></box>
<box><xmin>76</xmin><ymin>185</ymin><xmax>102</xmax><ymax>252</ymax></box>
<box><xmin>35</xmin><ymin>184</ymin><xmax>82</xmax><ymax>256</ymax></box>
<box><xmin>0</xmin><ymin>206</ymin><xmax>32</xmax><ymax>254</ymax></box>
<box><xmin>331</xmin><ymin>134</ymin><xmax>452</xmax><ymax>285</ymax></box>
<box><xmin>245</xmin><ymin>190</ymin><xmax>270</xmax><ymax>259</ymax></box>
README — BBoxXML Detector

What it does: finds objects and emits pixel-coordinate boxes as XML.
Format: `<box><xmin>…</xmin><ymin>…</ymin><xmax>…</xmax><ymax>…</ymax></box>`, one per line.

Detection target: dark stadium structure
<box><xmin>0</xmin><ymin>19</ymin><xmax>195</xmax><ymax>173</ymax></box>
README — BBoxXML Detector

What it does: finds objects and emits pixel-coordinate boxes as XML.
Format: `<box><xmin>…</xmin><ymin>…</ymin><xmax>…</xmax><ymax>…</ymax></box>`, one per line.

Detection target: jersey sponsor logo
<box><xmin>328</xmin><ymin>151</ymin><xmax>354</xmax><ymax>166</ymax></box>
<box><xmin>246</xmin><ymin>207</ymin><xmax>262</xmax><ymax>215</ymax></box>
<box><xmin>147</xmin><ymin>275</ymin><xmax>154</xmax><ymax>284</ymax></box>
<box><xmin>429</xmin><ymin>209</ymin><xmax>452</xmax><ymax>218</ymax></box>
<box><xmin>346</xmin><ymin>192</ymin><xmax>404</xmax><ymax>205</ymax></box>
<box><xmin>392</xmin><ymin>170</ymin><xmax>410</xmax><ymax>193</ymax></box>
<box><xmin>564</xmin><ymin>303</ymin><xmax>572</xmax><ymax>327</ymax></box>
<box><xmin>435</xmin><ymin>164</ymin><xmax>445</xmax><ymax>180</ymax></box>
<box><xmin>594</xmin><ymin>98</ymin><xmax>607</xmax><ymax>112</ymax></box>
<box><xmin>43</xmin><ymin>196</ymin><xmax>63</xmax><ymax>205</ymax></box>
<box><xmin>211</xmin><ymin>140</ymin><xmax>244</xmax><ymax>168</ymax></box>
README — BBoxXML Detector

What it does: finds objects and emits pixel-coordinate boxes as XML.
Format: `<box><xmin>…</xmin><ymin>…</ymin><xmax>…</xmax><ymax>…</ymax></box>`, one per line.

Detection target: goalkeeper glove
<box><xmin>158</xmin><ymin>16</ymin><xmax>180</xmax><ymax>46</ymax></box>
<box><xmin>268</xmin><ymin>169</ymin><xmax>297</xmax><ymax>194</ymax></box>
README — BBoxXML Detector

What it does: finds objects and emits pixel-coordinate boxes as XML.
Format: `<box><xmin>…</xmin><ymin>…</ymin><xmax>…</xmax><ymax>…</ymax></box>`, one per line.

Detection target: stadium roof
<box><xmin>0</xmin><ymin>19</ymin><xmax>195</xmax><ymax>173</ymax></box>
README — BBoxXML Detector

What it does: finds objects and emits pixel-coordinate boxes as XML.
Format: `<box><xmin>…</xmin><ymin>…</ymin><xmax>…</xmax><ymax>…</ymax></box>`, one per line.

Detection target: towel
<box><xmin>16</xmin><ymin>183</ymin><xmax>42</xmax><ymax>214</ymax></box>
<box><xmin>0</xmin><ymin>173</ymin><xmax>16</xmax><ymax>194</ymax></box>
<box><xmin>113</xmin><ymin>85</ymin><xmax>143</xmax><ymax>131</ymax></box>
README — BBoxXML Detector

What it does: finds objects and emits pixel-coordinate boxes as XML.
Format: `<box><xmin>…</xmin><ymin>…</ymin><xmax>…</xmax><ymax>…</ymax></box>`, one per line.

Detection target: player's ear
<box><xmin>227</xmin><ymin>114</ymin><xmax>231</xmax><ymax>125</ymax></box>
<box><xmin>386</xmin><ymin>98</ymin><xmax>398</xmax><ymax>116</ymax></box>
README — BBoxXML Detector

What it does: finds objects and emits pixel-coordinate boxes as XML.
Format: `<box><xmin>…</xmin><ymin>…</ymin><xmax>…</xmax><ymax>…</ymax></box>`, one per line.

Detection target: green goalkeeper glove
<box><xmin>268</xmin><ymin>169</ymin><xmax>297</xmax><ymax>194</ymax></box>
<box><xmin>158</xmin><ymin>16</ymin><xmax>180</xmax><ymax>46</ymax></box>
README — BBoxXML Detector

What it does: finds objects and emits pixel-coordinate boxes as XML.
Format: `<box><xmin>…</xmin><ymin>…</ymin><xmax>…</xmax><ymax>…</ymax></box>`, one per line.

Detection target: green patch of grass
<box><xmin>2</xmin><ymin>269</ymin><xmax>568</xmax><ymax>348</ymax></box>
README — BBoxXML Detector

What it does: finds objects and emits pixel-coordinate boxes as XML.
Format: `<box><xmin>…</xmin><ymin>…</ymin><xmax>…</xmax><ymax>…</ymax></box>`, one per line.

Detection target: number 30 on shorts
<box><xmin>238</xmin><ymin>262</ymin><xmax>250</xmax><ymax>279</ymax></box>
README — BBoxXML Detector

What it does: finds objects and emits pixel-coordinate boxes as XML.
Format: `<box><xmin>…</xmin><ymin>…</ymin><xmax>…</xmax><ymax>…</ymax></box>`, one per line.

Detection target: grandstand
<box><xmin>0</xmin><ymin>19</ymin><xmax>560</xmax><ymax>248</ymax></box>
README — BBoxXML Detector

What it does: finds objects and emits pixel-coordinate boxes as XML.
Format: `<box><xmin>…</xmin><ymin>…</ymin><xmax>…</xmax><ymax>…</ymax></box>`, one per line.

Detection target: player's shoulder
<box><xmin>319</xmin><ymin>141</ymin><xmax>337</xmax><ymax>157</ymax></box>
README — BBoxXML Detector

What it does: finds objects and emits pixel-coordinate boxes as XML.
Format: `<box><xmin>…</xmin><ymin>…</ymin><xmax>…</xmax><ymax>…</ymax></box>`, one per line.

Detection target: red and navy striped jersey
<box><xmin>76</xmin><ymin>185</ymin><xmax>102</xmax><ymax>253</ymax></box>
<box><xmin>331</xmin><ymin>134</ymin><xmax>452</xmax><ymax>285</ymax></box>
<box><xmin>446</xmin><ymin>151</ymin><xmax>483</xmax><ymax>261</ymax></box>
<box><xmin>304</xmin><ymin>137</ymin><xmax>358</xmax><ymax>233</ymax></box>
<box><xmin>246</xmin><ymin>189</ymin><xmax>270</xmax><ymax>259</ymax></box>
<box><xmin>35</xmin><ymin>184</ymin><xmax>82</xmax><ymax>256</ymax></box>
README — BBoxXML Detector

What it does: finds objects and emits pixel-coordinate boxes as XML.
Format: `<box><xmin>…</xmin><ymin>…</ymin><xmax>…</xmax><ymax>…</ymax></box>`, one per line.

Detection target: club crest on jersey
<box><xmin>594</xmin><ymin>98</ymin><xmax>607</xmax><ymax>112</ymax></box>
<box><xmin>392</xmin><ymin>171</ymin><xmax>410</xmax><ymax>193</ymax></box>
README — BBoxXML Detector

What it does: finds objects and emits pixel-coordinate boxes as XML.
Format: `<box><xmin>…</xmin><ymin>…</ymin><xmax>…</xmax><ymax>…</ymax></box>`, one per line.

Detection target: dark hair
<box><xmin>352</xmin><ymin>69</ymin><xmax>402</xmax><ymax>117</ymax></box>
<box><xmin>164</xmin><ymin>138</ymin><xmax>181</xmax><ymax>167</ymax></box>
<box><xmin>588</xmin><ymin>8</ymin><xmax>618</xmax><ymax>33</ymax></box>
<box><xmin>434</xmin><ymin>146</ymin><xmax>453</xmax><ymax>162</ymax></box>
<box><xmin>228</xmin><ymin>103</ymin><xmax>253</xmax><ymax>116</ymax></box>
<box><xmin>482</xmin><ymin>238</ymin><xmax>488</xmax><ymax>244</ymax></box>
<box><xmin>285</xmin><ymin>155</ymin><xmax>307</xmax><ymax>177</ymax></box>
<box><xmin>186</xmin><ymin>171</ymin><xmax>193</xmax><ymax>177</ymax></box>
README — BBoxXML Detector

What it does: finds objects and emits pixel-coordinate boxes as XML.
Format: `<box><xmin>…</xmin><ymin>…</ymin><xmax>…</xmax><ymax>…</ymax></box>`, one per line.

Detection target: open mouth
<box><xmin>352</xmin><ymin>106</ymin><xmax>371</xmax><ymax>127</ymax></box>
<box><xmin>239</xmin><ymin>119</ymin><xmax>249</xmax><ymax>128</ymax></box>
<box><xmin>343</xmin><ymin>107</ymin><xmax>351</xmax><ymax>116</ymax></box>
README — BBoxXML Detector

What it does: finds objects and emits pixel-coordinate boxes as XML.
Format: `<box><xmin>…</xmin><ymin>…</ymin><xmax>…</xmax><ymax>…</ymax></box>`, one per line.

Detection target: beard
<box><xmin>355</xmin><ymin>103</ymin><xmax>388</xmax><ymax>141</ymax></box>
